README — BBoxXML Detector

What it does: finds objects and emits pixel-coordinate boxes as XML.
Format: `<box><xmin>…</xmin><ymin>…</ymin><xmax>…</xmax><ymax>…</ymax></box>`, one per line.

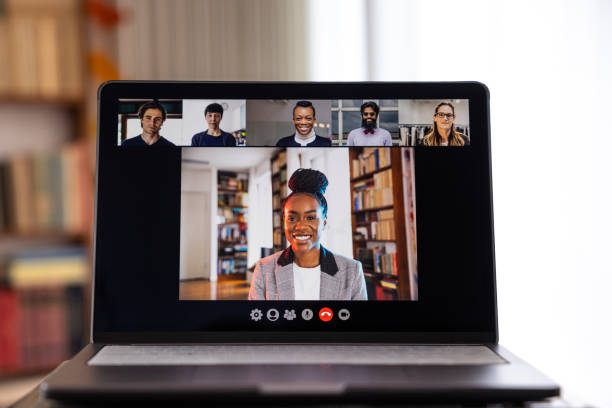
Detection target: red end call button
<box><xmin>319</xmin><ymin>307</ymin><xmax>333</xmax><ymax>322</ymax></box>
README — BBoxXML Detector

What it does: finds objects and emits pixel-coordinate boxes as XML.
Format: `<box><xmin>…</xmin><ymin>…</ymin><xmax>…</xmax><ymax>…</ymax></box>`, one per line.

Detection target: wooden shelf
<box><xmin>364</xmin><ymin>271</ymin><xmax>399</xmax><ymax>280</ymax></box>
<box><xmin>352</xmin><ymin>204</ymin><xmax>394</xmax><ymax>214</ymax></box>
<box><xmin>218</xmin><ymin>204</ymin><xmax>248</xmax><ymax>209</ymax></box>
<box><xmin>218</xmin><ymin>188</ymin><xmax>247</xmax><ymax>194</ymax></box>
<box><xmin>353</xmin><ymin>239</ymin><xmax>396</xmax><ymax>243</ymax></box>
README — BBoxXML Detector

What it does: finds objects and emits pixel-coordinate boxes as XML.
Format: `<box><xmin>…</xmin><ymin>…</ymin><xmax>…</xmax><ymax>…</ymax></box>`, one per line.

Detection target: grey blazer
<box><xmin>248</xmin><ymin>246</ymin><xmax>368</xmax><ymax>300</ymax></box>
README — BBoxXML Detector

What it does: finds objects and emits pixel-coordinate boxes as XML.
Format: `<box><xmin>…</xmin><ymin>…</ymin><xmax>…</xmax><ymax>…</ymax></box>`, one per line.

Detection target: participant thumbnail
<box><xmin>178</xmin><ymin>147</ymin><xmax>418</xmax><ymax>301</ymax></box>
<box><xmin>117</xmin><ymin>99</ymin><xmax>182</xmax><ymax>146</ymax></box>
<box><xmin>245</xmin><ymin>100</ymin><xmax>332</xmax><ymax>146</ymax></box>
<box><xmin>331</xmin><ymin>100</ymin><xmax>400</xmax><ymax>146</ymax></box>
<box><xmin>182</xmin><ymin>99</ymin><xmax>246</xmax><ymax>147</ymax></box>
<box><xmin>399</xmin><ymin>100</ymin><xmax>470</xmax><ymax>146</ymax></box>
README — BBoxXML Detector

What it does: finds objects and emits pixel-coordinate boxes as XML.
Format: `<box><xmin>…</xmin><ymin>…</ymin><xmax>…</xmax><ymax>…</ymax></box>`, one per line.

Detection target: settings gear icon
<box><xmin>250</xmin><ymin>308</ymin><xmax>263</xmax><ymax>321</ymax></box>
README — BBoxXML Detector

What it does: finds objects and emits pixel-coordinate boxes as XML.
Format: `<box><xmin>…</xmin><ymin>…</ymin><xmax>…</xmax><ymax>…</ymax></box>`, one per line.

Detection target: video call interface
<box><xmin>118</xmin><ymin>98</ymin><xmax>471</xmax><ymax>302</ymax></box>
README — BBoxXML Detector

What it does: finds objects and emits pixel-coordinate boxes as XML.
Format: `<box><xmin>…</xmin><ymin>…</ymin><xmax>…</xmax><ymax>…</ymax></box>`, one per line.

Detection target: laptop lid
<box><xmin>93</xmin><ymin>81</ymin><xmax>496</xmax><ymax>344</ymax></box>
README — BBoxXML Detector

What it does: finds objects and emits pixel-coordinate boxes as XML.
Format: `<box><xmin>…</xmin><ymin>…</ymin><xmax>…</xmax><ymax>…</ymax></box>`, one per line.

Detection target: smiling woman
<box><xmin>248</xmin><ymin>168</ymin><xmax>367</xmax><ymax>300</ymax></box>
<box><xmin>275</xmin><ymin>101</ymin><xmax>332</xmax><ymax>147</ymax></box>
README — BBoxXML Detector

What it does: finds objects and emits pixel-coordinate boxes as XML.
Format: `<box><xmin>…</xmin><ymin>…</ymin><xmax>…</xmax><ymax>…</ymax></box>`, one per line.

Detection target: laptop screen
<box><xmin>95</xmin><ymin>83</ymin><xmax>495</xmax><ymax>341</ymax></box>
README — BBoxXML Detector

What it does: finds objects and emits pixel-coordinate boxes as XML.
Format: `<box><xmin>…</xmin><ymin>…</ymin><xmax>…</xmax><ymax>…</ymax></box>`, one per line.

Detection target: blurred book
<box><xmin>0</xmin><ymin>143</ymin><xmax>92</xmax><ymax>234</ymax></box>
<box><xmin>0</xmin><ymin>246</ymin><xmax>87</xmax><ymax>374</ymax></box>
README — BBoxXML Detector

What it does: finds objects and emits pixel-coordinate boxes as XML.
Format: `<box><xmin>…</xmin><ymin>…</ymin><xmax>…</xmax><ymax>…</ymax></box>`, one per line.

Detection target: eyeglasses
<box><xmin>362</xmin><ymin>112</ymin><xmax>377</xmax><ymax>118</ymax></box>
<box><xmin>434</xmin><ymin>112</ymin><xmax>455</xmax><ymax>120</ymax></box>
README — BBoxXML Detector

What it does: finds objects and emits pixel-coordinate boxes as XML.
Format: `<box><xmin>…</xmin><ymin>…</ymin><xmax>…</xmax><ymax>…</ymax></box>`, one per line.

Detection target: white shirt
<box><xmin>293</xmin><ymin>130</ymin><xmax>316</xmax><ymax>146</ymax></box>
<box><xmin>293</xmin><ymin>264</ymin><xmax>321</xmax><ymax>300</ymax></box>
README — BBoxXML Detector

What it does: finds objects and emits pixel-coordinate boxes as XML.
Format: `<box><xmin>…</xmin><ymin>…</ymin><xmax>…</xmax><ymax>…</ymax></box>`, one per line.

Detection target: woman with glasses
<box><xmin>248</xmin><ymin>168</ymin><xmax>367</xmax><ymax>300</ymax></box>
<box><xmin>420</xmin><ymin>101</ymin><xmax>468</xmax><ymax>146</ymax></box>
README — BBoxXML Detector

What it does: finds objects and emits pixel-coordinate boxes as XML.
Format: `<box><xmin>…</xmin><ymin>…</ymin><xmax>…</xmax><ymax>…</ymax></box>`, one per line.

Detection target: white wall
<box><xmin>285</xmin><ymin>148</ymin><xmax>353</xmax><ymax>259</ymax></box>
<box><xmin>307</xmin><ymin>1</ymin><xmax>612</xmax><ymax>405</ymax></box>
<box><xmin>180</xmin><ymin>164</ymin><xmax>218</xmax><ymax>282</ymax></box>
<box><xmin>247</xmin><ymin>159</ymin><xmax>274</xmax><ymax>268</ymax></box>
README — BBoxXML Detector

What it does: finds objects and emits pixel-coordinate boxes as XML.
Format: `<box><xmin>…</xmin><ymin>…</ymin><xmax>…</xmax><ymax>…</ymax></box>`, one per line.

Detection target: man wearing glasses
<box><xmin>347</xmin><ymin>101</ymin><xmax>392</xmax><ymax>146</ymax></box>
<box><xmin>122</xmin><ymin>100</ymin><xmax>175</xmax><ymax>146</ymax></box>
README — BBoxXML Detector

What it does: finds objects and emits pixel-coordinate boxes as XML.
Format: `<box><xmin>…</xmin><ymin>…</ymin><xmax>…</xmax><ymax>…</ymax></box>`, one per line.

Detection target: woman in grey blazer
<box><xmin>249</xmin><ymin>168</ymin><xmax>367</xmax><ymax>300</ymax></box>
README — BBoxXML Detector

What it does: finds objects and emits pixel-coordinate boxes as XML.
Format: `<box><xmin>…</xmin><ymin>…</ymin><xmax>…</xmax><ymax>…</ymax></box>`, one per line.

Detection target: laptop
<box><xmin>40</xmin><ymin>81</ymin><xmax>560</xmax><ymax>404</ymax></box>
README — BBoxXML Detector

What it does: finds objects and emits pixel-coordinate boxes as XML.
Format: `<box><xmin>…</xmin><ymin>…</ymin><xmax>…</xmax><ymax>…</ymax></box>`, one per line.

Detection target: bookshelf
<box><xmin>270</xmin><ymin>149</ymin><xmax>288</xmax><ymax>252</ymax></box>
<box><xmin>349</xmin><ymin>148</ymin><xmax>412</xmax><ymax>300</ymax></box>
<box><xmin>217</xmin><ymin>171</ymin><xmax>248</xmax><ymax>279</ymax></box>
<box><xmin>0</xmin><ymin>0</ymin><xmax>93</xmax><ymax>378</ymax></box>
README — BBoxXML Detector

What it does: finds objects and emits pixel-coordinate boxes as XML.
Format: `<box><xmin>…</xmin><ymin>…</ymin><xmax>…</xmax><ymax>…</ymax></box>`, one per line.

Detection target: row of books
<box><xmin>217</xmin><ymin>206</ymin><xmax>247</xmax><ymax>224</ymax></box>
<box><xmin>351</xmin><ymin>148</ymin><xmax>392</xmax><ymax>178</ymax></box>
<box><xmin>218</xmin><ymin>192</ymin><xmax>248</xmax><ymax>207</ymax></box>
<box><xmin>354</xmin><ymin>209</ymin><xmax>396</xmax><ymax>241</ymax></box>
<box><xmin>273</xmin><ymin>195</ymin><xmax>283</xmax><ymax>209</ymax></box>
<box><xmin>272</xmin><ymin>178</ymin><xmax>288</xmax><ymax>195</ymax></box>
<box><xmin>0</xmin><ymin>246</ymin><xmax>88</xmax><ymax>373</ymax></box>
<box><xmin>218</xmin><ymin>172</ymin><xmax>248</xmax><ymax>192</ymax></box>
<box><xmin>218</xmin><ymin>256</ymin><xmax>247</xmax><ymax>275</ymax></box>
<box><xmin>364</xmin><ymin>277</ymin><xmax>399</xmax><ymax>300</ymax></box>
<box><xmin>0</xmin><ymin>0</ymin><xmax>83</xmax><ymax>99</ymax></box>
<box><xmin>273</xmin><ymin>229</ymin><xmax>284</xmax><ymax>247</ymax></box>
<box><xmin>357</xmin><ymin>247</ymin><xmax>399</xmax><ymax>277</ymax></box>
<box><xmin>271</xmin><ymin>151</ymin><xmax>287</xmax><ymax>174</ymax></box>
<box><xmin>0</xmin><ymin>143</ymin><xmax>92</xmax><ymax>234</ymax></box>
<box><xmin>219</xmin><ymin>222</ymin><xmax>246</xmax><ymax>242</ymax></box>
<box><xmin>273</xmin><ymin>212</ymin><xmax>282</xmax><ymax>229</ymax></box>
<box><xmin>352</xmin><ymin>169</ymin><xmax>394</xmax><ymax>211</ymax></box>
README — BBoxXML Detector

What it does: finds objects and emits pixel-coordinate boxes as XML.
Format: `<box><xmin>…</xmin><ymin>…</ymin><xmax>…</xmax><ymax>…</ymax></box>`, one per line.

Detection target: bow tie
<box><xmin>364</xmin><ymin>129</ymin><xmax>374</xmax><ymax>134</ymax></box>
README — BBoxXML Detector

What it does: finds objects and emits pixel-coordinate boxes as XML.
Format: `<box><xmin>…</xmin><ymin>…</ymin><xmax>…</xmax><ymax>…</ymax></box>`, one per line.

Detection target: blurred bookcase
<box><xmin>0</xmin><ymin>0</ymin><xmax>94</xmax><ymax>377</ymax></box>
<box><xmin>271</xmin><ymin>149</ymin><xmax>287</xmax><ymax>252</ymax></box>
<box><xmin>217</xmin><ymin>171</ymin><xmax>248</xmax><ymax>279</ymax></box>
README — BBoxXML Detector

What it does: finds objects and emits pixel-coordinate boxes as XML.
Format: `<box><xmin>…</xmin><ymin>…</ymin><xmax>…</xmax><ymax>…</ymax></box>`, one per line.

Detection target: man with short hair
<box><xmin>191</xmin><ymin>103</ymin><xmax>237</xmax><ymax>146</ymax></box>
<box><xmin>122</xmin><ymin>101</ymin><xmax>175</xmax><ymax>146</ymax></box>
<box><xmin>347</xmin><ymin>101</ymin><xmax>392</xmax><ymax>146</ymax></box>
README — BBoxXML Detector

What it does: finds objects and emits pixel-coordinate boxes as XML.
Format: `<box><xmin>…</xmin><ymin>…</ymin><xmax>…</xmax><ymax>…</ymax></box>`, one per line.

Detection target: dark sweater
<box><xmin>121</xmin><ymin>135</ymin><xmax>175</xmax><ymax>146</ymax></box>
<box><xmin>191</xmin><ymin>130</ymin><xmax>236</xmax><ymax>147</ymax></box>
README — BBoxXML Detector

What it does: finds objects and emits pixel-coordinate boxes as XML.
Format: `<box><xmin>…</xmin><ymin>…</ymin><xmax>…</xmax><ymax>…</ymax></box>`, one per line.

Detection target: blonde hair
<box><xmin>423</xmin><ymin>102</ymin><xmax>465</xmax><ymax>146</ymax></box>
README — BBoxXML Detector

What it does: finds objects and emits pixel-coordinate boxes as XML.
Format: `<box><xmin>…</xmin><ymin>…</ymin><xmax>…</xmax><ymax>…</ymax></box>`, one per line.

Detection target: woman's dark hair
<box><xmin>293</xmin><ymin>100</ymin><xmax>316</xmax><ymax>117</ymax></box>
<box><xmin>137</xmin><ymin>100</ymin><xmax>167</xmax><ymax>121</ymax></box>
<box><xmin>360</xmin><ymin>101</ymin><xmax>379</xmax><ymax>115</ymax></box>
<box><xmin>283</xmin><ymin>168</ymin><xmax>328</xmax><ymax>217</ymax></box>
<box><xmin>205</xmin><ymin>103</ymin><xmax>224</xmax><ymax>116</ymax></box>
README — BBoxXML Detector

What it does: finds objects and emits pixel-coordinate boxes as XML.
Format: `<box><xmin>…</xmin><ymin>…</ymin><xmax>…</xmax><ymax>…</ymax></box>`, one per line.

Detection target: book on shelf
<box><xmin>218</xmin><ymin>192</ymin><xmax>248</xmax><ymax>207</ymax></box>
<box><xmin>357</xmin><ymin>247</ymin><xmax>398</xmax><ymax>277</ymax></box>
<box><xmin>354</xmin><ymin>208</ymin><xmax>395</xmax><ymax>241</ymax></box>
<box><xmin>351</xmin><ymin>147</ymin><xmax>392</xmax><ymax>178</ymax></box>
<box><xmin>273</xmin><ymin>229</ymin><xmax>283</xmax><ymax>247</ymax></box>
<box><xmin>217</xmin><ymin>257</ymin><xmax>247</xmax><ymax>275</ymax></box>
<box><xmin>218</xmin><ymin>172</ymin><xmax>248</xmax><ymax>192</ymax></box>
<box><xmin>0</xmin><ymin>246</ymin><xmax>87</xmax><ymax>374</ymax></box>
<box><xmin>1</xmin><ymin>0</ymin><xmax>83</xmax><ymax>99</ymax></box>
<box><xmin>0</xmin><ymin>143</ymin><xmax>92</xmax><ymax>234</ymax></box>
<box><xmin>352</xmin><ymin>168</ymin><xmax>393</xmax><ymax>211</ymax></box>
<box><xmin>273</xmin><ymin>212</ymin><xmax>281</xmax><ymax>229</ymax></box>
<box><xmin>219</xmin><ymin>223</ymin><xmax>246</xmax><ymax>242</ymax></box>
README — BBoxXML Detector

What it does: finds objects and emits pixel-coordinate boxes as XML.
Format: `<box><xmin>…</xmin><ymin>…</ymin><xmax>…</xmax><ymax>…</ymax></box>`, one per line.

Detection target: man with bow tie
<box><xmin>347</xmin><ymin>101</ymin><xmax>392</xmax><ymax>146</ymax></box>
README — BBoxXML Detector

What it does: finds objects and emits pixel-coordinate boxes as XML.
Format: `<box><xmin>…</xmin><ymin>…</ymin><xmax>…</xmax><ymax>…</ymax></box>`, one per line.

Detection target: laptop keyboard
<box><xmin>88</xmin><ymin>344</ymin><xmax>506</xmax><ymax>366</ymax></box>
